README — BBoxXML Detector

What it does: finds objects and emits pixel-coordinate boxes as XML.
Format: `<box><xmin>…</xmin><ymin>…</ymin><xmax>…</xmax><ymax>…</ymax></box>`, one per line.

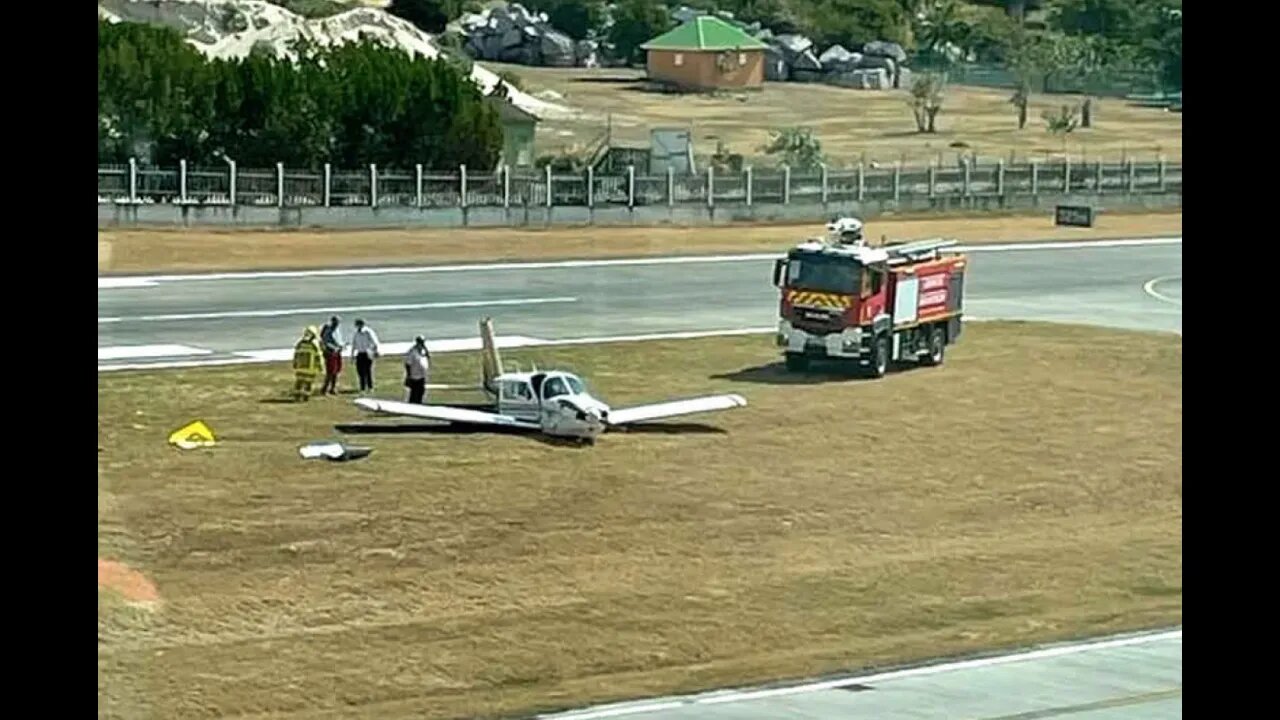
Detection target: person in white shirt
<box><xmin>403</xmin><ymin>335</ymin><xmax>431</xmax><ymax>404</ymax></box>
<box><xmin>350</xmin><ymin>318</ymin><xmax>381</xmax><ymax>394</ymax></box>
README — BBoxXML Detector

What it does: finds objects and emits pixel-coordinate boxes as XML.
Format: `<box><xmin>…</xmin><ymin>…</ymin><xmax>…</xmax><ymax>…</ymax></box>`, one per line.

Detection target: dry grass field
<box><xmin>493</xmin><ymin>66</ymin><xmax>1183</xmax><ymax>166</ymax></box>
<box><xmin>98</xmin><ymin>322</ymin><xmax>1182</xmax><ymax>719</ymax></box>
<box><xmin>97</xmin><ymin>210</ymin><xmax>1181</xmax><ymax>274</ymax></box>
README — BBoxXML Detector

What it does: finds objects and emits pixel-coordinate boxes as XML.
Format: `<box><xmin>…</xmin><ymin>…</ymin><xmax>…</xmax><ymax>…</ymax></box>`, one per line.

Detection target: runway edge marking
<box><xmin>98</xmin><ymin>321</ymin><xmax>1001</xmax><ymax>373</ymax></box>
<box><xmin>539</xmin><ymin>627</ymin><xmax>1182</xmax><ymax>718</ymax></box>
<box><xmin>98</xmin><ymin>236</ymin><xmax>1182</xmax><ymax>287</ymax></box>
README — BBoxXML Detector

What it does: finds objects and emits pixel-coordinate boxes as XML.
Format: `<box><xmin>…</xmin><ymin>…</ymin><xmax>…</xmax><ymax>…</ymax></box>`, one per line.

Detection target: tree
<box><xmin>908</xmin><ymin>73</ymin><xmax>946</xmax><ymax>133</ymax></box>
<box><xmin>99</xmin><ymin>20</ymin><xmax>503</xmax><ymax>170</ymax></box>
<box><xmin>524</xmin><ymin>0</ymin><xmax>607</xmax><ymax>41</ymax></box>
<box><xmin>802</xmin><ymin>0</ymin><xmax>911</xmax><ymax>51</ymax></box>
<box><xmin>1042</xmin><ymin>103</ymin><xmax>1079</xmax><ymax>151</ymax></box>
<box><xmin>608</xmin><ymin>0</ymin><xmax>672</xmax><ymax>66</ymax></box>
<box><xmin>760</xmin><ymin>127</ymin><xmax>825</xmax><ymax>170</ymax></box>
<box><xmin>387</xmin><ymin>0</ymin><xmax>462</xmax><ymax>34</ymax></box>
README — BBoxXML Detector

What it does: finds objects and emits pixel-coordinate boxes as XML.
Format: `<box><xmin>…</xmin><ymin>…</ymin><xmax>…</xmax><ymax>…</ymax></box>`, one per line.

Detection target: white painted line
<box><xmin>233</xmin><ymin>335</ymin><xmax>548</xmax><ymax>363</ymax></box>
<box><xmin>537</xmin><ymin>628</ymin><xmax>1181</xmax><ymax>717</ymax></box>
<box><xmin>541</xmin><ymin>327</ymin><xmax>778</xmax><ymax>346</ymax></box>
<box><xmin>97</xmin><ymin>277</ymin><xmax>158</xmax><ymax>289</ymax></box>
<box><xmin>98</xmin><ymin>344</ymin><xmax>212</xmax><ymax>361</ymax></box>
<box><xmin>97</xmin><ymin>318</ymin><xmax>995</xmax><ymax>372</ymax></box>
<box><xmin>694</xmin><ymin>629</ymin><xmax>1182</xmax><ymax>707</ymax></box>
<box><xmin>98</xmin><ymin>297</ymin><xmax>578</xmax><ymax>324</ymax></box>
<box><xmin>957</xmin><ymin>237</ymin><xmax>1182</xmax><ymax>252</ymax></box>
<box><xmin>540</xmin><ymin>702</ymin><xmax>685</xmax><ymax>720</ymax></box>
<box><xmin>97</xmin><ymin>237</ymin><xmax>1182</xmax><ymax>286</ymax></box>
<box><xmin>1143</xmin><ymin>275</ymin><xmax>1182</xmax><ymax>306</ymax></box>
<box><xmin>99</xmin><ymin>357</ymin><xmax>280</xmax><ymax>372</ymax></box>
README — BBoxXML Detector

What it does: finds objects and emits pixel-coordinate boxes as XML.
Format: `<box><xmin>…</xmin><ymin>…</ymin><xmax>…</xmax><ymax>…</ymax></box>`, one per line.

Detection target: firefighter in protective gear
<box><xmin>826</xmin><ymin>216</ymin><xmax>865</xmax><ymax>246</ymax></box>
<box><xmin>292</xmin><ymin>326</ymin><xmax>324</xmax><ymax>401</ymax></box>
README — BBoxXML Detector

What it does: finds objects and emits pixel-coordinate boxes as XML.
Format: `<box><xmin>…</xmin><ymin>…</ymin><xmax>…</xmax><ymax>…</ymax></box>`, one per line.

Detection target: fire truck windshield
<box><xmin>785</xmin><ymin>255</ymin><xmax>861</xmax><ymax>294</ymax></box>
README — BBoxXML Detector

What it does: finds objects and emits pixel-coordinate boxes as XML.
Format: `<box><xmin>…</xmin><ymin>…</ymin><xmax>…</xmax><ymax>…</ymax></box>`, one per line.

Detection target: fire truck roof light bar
<box><xmin>885</xmin><ymin>238</ymin><xmax>959</xmax><ymax>264</ymax></box>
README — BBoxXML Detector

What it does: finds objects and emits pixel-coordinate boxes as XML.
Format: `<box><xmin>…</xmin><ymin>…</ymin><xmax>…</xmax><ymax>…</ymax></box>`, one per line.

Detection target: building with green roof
<box><xmin>640</xmin><ymin>16</ymin><xmax>769</xmax><ymax>91</ymax></box>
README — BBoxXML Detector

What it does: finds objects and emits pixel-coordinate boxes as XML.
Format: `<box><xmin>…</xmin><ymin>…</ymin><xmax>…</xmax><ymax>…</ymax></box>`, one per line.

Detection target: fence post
<box><xmin>324</xmin><ymin>163</ymin><xmax>332</xmax><ymax>207</ymax></box>
<box><xmin>226</xmin><ymin>159</ymin><xmax>236</xmax><ymax>207</ymax></box>
<box><xmin>628</xmin><ymin>165</ymin><xmax>636</xmax><ymax>208</ymax></box>
<box><xmin>503</xmin><ymin>165</ymin><xmax>511</xmax><ymax>208</ymax></box>
<box><xmin>545</xmin><ymin>165</ymin><xmax>553</xmax><ymax>208</ymax></box>
<box><xmin>1030</xmin><ymin>161</ymin><xmax>1039</xmax><ymax>197</ymax></box>
<box><xmin>179</xmin><ymin>159</ymin><xmax>188</xmax><ymax>204</ymax></box>
<box><xmin>128</xmin><ymin>157</ymin><xmax>137</xmax><ymax>203</ymax></box>
<box><xmin>414</xmin><ymin>164</ymin><xmax>423</xmax><ymax>208</ymax></box>
<box><xmin>667</xmin><ymin>166</ymin><xmax>674</xmax><ymax>207</ymax></box>
<box><xmin>857</xmin><ymin>162</ymin><xmax>865</xmax><ymax>202</ymax></box>
<box><xmin>1127</xmin><ymin>159</ymin><xmax>1135</xmax><ymax>194</ymax></box>
<box><xmin>587</xmin><ymin>166</ymin><xmax>594</xmax><ymax>208</ymax></box>
<box><xmin>1063</xmin><ymin>157</ymin><xmax>1071</xmax><ymax>193</ymax></box>
<box><xmin>996</xmin><ymin>159</ymin><xmax>1005</xmax><ymax>196</ymax></box>
<box><xmin>962</xmin><ymin>158</ymin><xmax>971</xmax><ymax>197</ymax></box>
<box><xmin>276</xmin><ymin>162</ymin><xmax>285</xmax><ymax>208</ymax></box>
<box><xmin>1157</xmin><ymin>156</ymin><xmax>1166</xmax><ymax>192</ymax></box>
<box><xmin>707</xmin><ymin>165</ymin><xmax>714</xmax><ymax>208</ymax></box>
<box><xmin>783</xmin><ymin>165</ymin><xmax>791</xmax><ymax>205</ymax></box>
<box><xmin>893</xmin><ymin>163</ymin><xmax>901</xmax><ymax>203</ymax></box>
<box><xmin>369</xmin><ymin>164</ymin><xmax>379</xmax><ymax>208</ymax></box>
<box><xmin>928</xmin><ymin>166</ymin><xmax>936</xmax><ymax>197</ymax></box>
<box><xmin>820</xmin><ymin>163</ymin><xmax>828</xmax><ymax>205</ymax></box>
<box><xmin>459</xmin><ymin>165</ymin><xmax>468</xmax><ymax>209</ymax></box>
<box><xmin>1096</xmin><ymin>161</ymin><xmax>1104</xmax><ymax>194</ymax></box>
<box><xmin>745</xmin><ymin>166</ymin><xmax>753</xmax><ymax>206</ymax></box>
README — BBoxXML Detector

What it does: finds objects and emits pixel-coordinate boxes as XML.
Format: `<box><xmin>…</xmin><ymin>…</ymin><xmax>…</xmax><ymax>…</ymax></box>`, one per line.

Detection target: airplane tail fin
<box><xmin>479</xmin><ymin>316</ymin><xmax>503</xmax><ymax>395</ymax></box>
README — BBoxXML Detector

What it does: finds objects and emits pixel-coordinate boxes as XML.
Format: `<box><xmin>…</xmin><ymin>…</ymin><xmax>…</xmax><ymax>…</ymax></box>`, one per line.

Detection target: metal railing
<box><xmin>98</xmin><ymin>157</ymin><xmax>1183</xmax><ymax>209</ymax></box>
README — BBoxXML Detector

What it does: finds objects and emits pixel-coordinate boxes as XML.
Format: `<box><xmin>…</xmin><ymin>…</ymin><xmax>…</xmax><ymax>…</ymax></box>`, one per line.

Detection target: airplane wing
<box><xmin>605</xmin><ymin>394</ymin><xmax>747</xmax><ymax>426</ymax></box>
<box><xmin>353</xmin><ymin>398</ymin><xmax>540</xmax><ymax>430</ymax></box>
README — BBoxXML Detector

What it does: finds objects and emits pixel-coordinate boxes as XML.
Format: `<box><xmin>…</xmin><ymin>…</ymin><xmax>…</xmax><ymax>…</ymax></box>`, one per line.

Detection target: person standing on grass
<box><xmin>403</xmin><ymin>335</ymin><xmax>431</xmax><ymax>404</ymax></box>
<box><xmin>291</xmin><ymin>326</ymin><xmax>323</xmax><ymax>402</ymax></box>
<box><xmin>350</xmin><ymin>318</ymin><xmax>380</xmax><ymax>394</ymax></box>
<box><xmin>319</xmin><ymin>315</ymin><xmax>345</xmax><ymax>395</ymax></box>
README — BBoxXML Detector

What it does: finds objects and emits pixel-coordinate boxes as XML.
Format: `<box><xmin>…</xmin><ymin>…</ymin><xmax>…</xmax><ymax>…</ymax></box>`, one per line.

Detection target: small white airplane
<box><xmin>351</xmin><ymin>318</ymin><xmax>747</xmax><ymax>445</ymax></box>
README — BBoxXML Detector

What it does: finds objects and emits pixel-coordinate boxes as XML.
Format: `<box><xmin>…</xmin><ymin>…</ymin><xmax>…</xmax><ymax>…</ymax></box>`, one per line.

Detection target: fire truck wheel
<box><xmin>785</xmin><ymin>353</ymin><xmax>810</xmax><ymax>371</ymax></box>
<box><xmin>869</xmin><ymin>336</ymin><xmax>889</xmax><ymax>378</ymax></box>
<box><xmin>921</xmin><ymin>326</ymin><xmax>945</xmax><ymax>366</ymax></box>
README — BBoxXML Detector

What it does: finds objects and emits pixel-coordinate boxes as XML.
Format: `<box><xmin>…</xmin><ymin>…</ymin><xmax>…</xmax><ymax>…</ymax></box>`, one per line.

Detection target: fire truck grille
<box><xmin>790</xmin><ymin>307</ymin><xmax>843</xmax><ymax>333</ymax></box>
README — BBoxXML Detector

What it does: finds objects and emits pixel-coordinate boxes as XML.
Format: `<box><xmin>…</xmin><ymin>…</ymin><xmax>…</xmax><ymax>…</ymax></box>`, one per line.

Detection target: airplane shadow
<box><xmin>712</xmin><ymin>362</ymin><xmax>896</xmax><ymax>386</ymax></box>
<box><xmin>613</xmin><ymin>422</ymin><xmax>727</xmax><ymax>435</ymax></box>
<box><xmin>334</xmin><ymin>419</ymin><xmax>727</xmax><ymax>445</ymax></box>
<box><xmin>333</xmin><ymin>421</ymin><xmax>591</xmax><ymax>449</ymax></box>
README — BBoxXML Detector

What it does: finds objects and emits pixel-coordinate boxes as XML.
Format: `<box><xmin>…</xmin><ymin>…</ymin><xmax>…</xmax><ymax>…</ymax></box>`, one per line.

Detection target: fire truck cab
<box><xmin>772</xmin><ymin>235</ymin><xmax>967</xmax><ymax>377</ymax></box>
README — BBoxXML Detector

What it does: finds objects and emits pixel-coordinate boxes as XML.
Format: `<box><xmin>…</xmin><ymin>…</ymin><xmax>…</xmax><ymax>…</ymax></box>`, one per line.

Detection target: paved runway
<box><xmin>98</xmin><ymin>237</ymin><xmax>1181</xmax><ymax>370</ymax></box>
<box><xmin>537</xmin><ymin>628</ymin><xmax>1182</xmax><ymax>720</ymax></box>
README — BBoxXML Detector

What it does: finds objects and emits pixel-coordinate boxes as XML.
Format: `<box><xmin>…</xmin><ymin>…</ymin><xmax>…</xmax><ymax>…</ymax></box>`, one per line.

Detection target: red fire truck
<box><xmin>771</xmin><ymin>236</ymin><xmax>967</xmax><ymax>377</ymax></box>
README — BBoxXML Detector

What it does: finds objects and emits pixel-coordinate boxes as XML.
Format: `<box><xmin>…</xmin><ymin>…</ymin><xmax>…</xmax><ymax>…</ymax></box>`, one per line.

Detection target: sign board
<box><xmin>1055</xmin><ymin>205</ymin><xmax>1095</xmax><ymax>227</ymax></box>
<box><xmin>650</xmin><ymin>128</ymin><xmax>693</xmax><ymax>176</ymax></box>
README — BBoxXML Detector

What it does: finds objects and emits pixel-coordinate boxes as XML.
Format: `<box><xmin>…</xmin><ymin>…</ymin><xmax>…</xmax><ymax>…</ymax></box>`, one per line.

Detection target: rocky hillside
<box><xmin>97</xmin><ymin>0</ymin><xmax>576</xmax><ymax>119</ymax></box>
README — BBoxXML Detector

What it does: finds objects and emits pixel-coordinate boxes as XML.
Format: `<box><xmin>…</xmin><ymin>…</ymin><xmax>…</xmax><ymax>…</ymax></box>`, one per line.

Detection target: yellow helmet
<box><xmin>303</xmin><ymin>325</ymin><xmax>318</xmax><ymax>339</ymax></box>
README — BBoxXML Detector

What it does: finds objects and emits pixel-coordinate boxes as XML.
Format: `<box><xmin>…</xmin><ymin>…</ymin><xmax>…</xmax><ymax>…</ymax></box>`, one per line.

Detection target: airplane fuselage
<box><xmin>491</xmin><ymin>370</ymin><xmax>611</xmax><ymax>442</ymax></box>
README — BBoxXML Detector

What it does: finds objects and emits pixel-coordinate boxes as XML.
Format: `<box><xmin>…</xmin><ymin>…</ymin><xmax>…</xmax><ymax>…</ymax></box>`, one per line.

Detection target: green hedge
<box><xmin>97</xmin><ymin>20</ymin><xmax>504</xmax><ymax>170</ymax></box>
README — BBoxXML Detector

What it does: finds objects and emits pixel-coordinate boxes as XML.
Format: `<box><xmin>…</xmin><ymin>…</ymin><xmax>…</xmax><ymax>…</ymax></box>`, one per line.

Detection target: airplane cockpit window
<box><xmin>542</xmin><ymin>377</ymin><xmax>569</xmax><ymax>399</ymax></box>
<box><xmin>564</xmin><ymin>376</ymin><xmax>585</xmax><ymax>395</ymax></box>
<box><xmin>504</xmin><ymin>381</ymin><xmax>532</xmax><ymax>400</ymax></box>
